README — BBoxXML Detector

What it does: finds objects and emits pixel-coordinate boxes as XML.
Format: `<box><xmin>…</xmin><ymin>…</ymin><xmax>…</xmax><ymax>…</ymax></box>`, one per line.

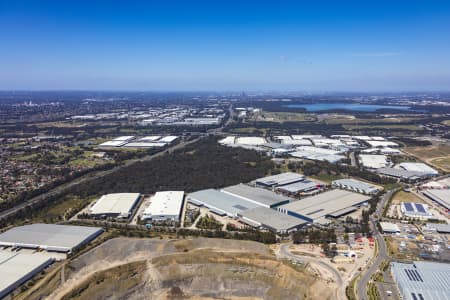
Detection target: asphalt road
<box><xmin>0</xmin><ymin>137</ymin><xmax>201</xmax><ymax>222</ymax></box>
<box><xmin>356</xmin><ymin>189</ymin><xmax>396</xmax><ymax>300</ymax></box>
<box><xmin>278</xmin><ymin>243</ymin><xmax>345</xmax><ymax>300</ymax></box>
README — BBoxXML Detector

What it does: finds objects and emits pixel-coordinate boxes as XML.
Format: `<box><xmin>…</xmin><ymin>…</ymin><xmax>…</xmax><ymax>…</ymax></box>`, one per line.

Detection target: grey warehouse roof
<box><xmin>377</xmin><ymin>167</ymin><xmax>428</xmax><ymax>180</ymax></box>
<box><xmin>278</xmin><ymin>189</ymin><xmax>370</xmax><ymax>221</ymax></box>
<box><xmin>332</xmin><ymin>178</ymin><xmax>380</xmax><ymax>193</ymax></box>
<box><xmin>255</xmin><ymin>172</ymin><xmax>305</xmax><ymax>187</ymax></box>
<box><xmin>424</xmin><ymin>223</ymin><xmax>450</xmax><ymax>233</ymax></box>
<box><xmin>391</xmin><ymin>261</ymin><xmax>450</xmax><ymax>300</ymax></box>
<box><xmin>239</xmin><ymin>206</ymin><xmax>306</xmax><ymax>232</ymax></box>
<box><xmin>222</xmin><ymin>184</ymin><xmax>292</xmax><ymax>207</ymax></box>
<box><xmin>0</xmin><ymin>252</ymin><xmax>54</xmax><ymax>299</ymax></box>
<box><xmin>277</xmin><ymin>180</ymin><xmax>319</xmax><ymax>193</ymax></box>
<box><xmin>187</xmin><ymin>189</ymin><xmax>260</xmax><ymax>217</ymax></box>
<box><xmin>0</xmin><ymin>224</ymin><xmax>104</xmax><ymax>253</ymax></box>
<box><xmin>423</xmin><ymin>190</ymin><xmax>450</xmax><ymax>210</ymax></box>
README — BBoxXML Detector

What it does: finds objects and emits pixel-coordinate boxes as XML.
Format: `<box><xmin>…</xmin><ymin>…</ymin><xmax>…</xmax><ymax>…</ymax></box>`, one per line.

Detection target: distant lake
<box><xmin>283</xmin><ymin>103</ymin><xmax>412</xmax><ymax>112</ymax></box>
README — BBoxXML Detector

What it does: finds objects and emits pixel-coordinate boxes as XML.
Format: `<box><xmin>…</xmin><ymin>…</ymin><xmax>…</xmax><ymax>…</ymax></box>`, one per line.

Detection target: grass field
<box><xmin>404</xmin><ymin>145</ymin><xmax>450</xmax><ymax>172</ymax></box>
<box><xmin>430</xmin><ymin>157</ymin><xmax>450</xmax><ymax>172</ymax></box>
<box><xmin>27</xmin><ymin>196</ymin><xmax>96</xmax><ymax>223</ymax></box>
<box><xmin>326</xmin><ymin>116</ymin><xmax>420</xmax><ymax>125</ymax></box>
<box><xmin>391</xmin><ymin>191</ymin><xmax>424</xmax><ymax>205</ymax></box>
<box><xmin>259</xmin><ymin>111</ymin><xmax>316</xmax><ymax>122</ymax></box>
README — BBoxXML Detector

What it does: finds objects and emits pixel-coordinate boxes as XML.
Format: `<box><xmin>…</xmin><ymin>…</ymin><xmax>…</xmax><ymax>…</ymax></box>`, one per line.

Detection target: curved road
<box><xmin>356</xmin><ymin>189</ymin><xmax>396</xmax><ymax>300</ymax></box>
<box><xmin>279</xmin><ymin>243</ymin><xmax>345</xmax><ymax>300</ymax></box>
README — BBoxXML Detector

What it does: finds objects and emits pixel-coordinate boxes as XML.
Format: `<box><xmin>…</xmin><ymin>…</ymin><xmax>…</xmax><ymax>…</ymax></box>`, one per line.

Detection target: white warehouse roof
<box><xmin>159</xmin><ymin>136</ymin><xmax>178</xmax><ymax>143</ymax></box>
<box><xmin>359</xmin><ymin>154</ymin><xmax>389</xmax><ymax>169</ymax></box>
<box><xmin>399</xmin><ymin>163</ymin><xmax>438</xmax><ymax>176</ymax></box>
<box><xmin>99</xmin><ymin>140</ymin><xmax>127</xmax><ymax>147</ymax></box>
<box><xmin>142</xmin><ymin>191</ymin><xmax>184</xmax><ymax>221</ymax></box>
<box><xmin>0</xmin><ymin>252</ymin><xmax>54</xmax><ymax>299</ymax></box>
<box><xmin>380</xmin><ymin>222</ymin><xmax>401</xmax><ymax>233</ymax></box>
<box><xmin>89</xmin><ymin>193</ymin><xmax>141</xmax><ymax>218</ymax></box>
<box><xmin>113</xmin><ymin>136</ymin><xmax>135</xmax><ymax>141</ymax></box>
<box><xmin>236</xmin><ymin>137</ymin><xmax>267</xmax><ymax>146</ymax></box>
<box><xmin>255</xmin><ymin>172</ymin><xmax>305</xmax><ymax>187</ymax></box>
<box><xmin>366</xmin><ymin>140</ymin><xmax>399</xmax><ymax>148</ymax></box>
<box><xmin>0</xmin><ymin>224</ymin><xmax>103</xmax><ymax>253</ymax></box>
<box><xmin>391</xmin><ymin>261</ymin><xmax>450</xmax><ymax>300</ymax></box>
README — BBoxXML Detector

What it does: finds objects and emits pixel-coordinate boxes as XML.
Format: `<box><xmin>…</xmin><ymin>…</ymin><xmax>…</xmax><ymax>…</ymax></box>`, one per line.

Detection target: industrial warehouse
<box><xmin>332</xmin><ymin>178</ymin><xmax>381</xmax><ymax>195</ymax></box>
<box><xmin>0</xmin><ymin>252</ymin><xmax>54</xmax><ymax>299</ymax></box>
<box><xmin>99</xmin><ymin>135</ymin><xmax>178</xmax><ymax>148</ymax></box>
<box><xmin>401</xmin><ymin>202</ymin><xmax>432</xmax><ymax>218</ymax></box>
<box><xmin>88</xmin><ymin>193</ymin><xmax>141</xmax><ymax>219</ymax></box>
<box><xmin>238</xmin><ymin>206</ymin><xmax>306</xmax><ymax>234</ymax></box>
<box><xmin>277</xmin><ymin>180</ymin><xmax>322</xmax><ymax>195</ymax></box>
<box><xmin>187</xmin><ymin>189</ymin><xmax>261</xmax><ymax>217</ymax></box>
<box><xmin>222</xmin><ymin>184</ymin><xmax>291</xmax><ymax>208</ymax></box>
<box><xmin>0</xmin><ymin>224</ymin><xmax>103</xmax><ymax>299</ymax></box>
<box><xmin>254</xmin><ymin>172</ymin><xmax>322</xmax><ymax>195</ymax></box>
<box><xmin>391</xmin><ymin>261</ymin><xmax>450</xmax><ymax>300</ymax></box>
<box><xmin>141</xmin><ymin>191</ymin><xmax>185</xmax><ymax>222</ymax></box>
<box><xmin>422</xmin><ymin>189</ymin><xmax>450</xmax><ymax>210</ymax></box>
<box><xmin>254</xmin><ymin>172</ymin><xmax>305</xmax><ymax>188</ymax></box>
<box><xmin>277</xmin><ymin>189</ymin><xmax>370</xmax><ymax>224</ymax></box>
<box><xmin>0</xmin><ymin>223</ymin><xmax>104</xmax><ymax>253</ymax></box>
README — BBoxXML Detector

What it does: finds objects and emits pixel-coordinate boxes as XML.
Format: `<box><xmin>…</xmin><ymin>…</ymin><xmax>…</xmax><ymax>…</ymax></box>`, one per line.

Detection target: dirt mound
<box><xmin>48</xmin><ymin>238</ymin><xmax>333</xmax><ymax>300</ymax></box>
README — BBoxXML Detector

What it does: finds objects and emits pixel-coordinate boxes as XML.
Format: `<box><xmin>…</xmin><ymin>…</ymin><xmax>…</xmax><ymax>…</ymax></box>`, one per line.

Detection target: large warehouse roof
<box><xmin>332</xmin><ymin>178</ymin><xmax>381</xmax><ymax>194</ymax></box>
<box><xmin>423</xmin><ymin>189</ymin><xmax>450</xmax><ymax>209</ymax></box>
<box><xmin>239</xmin><ymin>207</ymin><xmax>306</xmax><ymax>233</ymax></box>
<box><xmin>391</xmin><ymin>261</ymin><xmax>450</xmax><ymax>300</ymax></box>
<box><xmin>187</xmin><ymin>189</ymin><xmax>260</xmax><ymax>217</ymax></box>
<box><xmin>359</xmin><ymin>154</ymin><xmax>389</xmax><ymax>169</ymax></box>
<box><xmin>377</xmin><ymin>167</ymin><xmax>427</xmax><ymax>180</ymax></box>
<box><xmin>159</xmin><ymin>136</ymin><xmax>178</xmax><ymax>143</ymax></box>
<box><xmin>113</xmin><ymin>135</ymin><xmax>135</xmax><ymax>141</ymax></box>
<box><xmin>0</xmin><ymin>224</ymin><xmax>103</xmax><ymax>253</ymax></box>
<box><xmin>255</xmin><ymin>172</ymin><xmax>305</xmax><ymax>187</ymax></box>
<box><xmin>89</xmin><ymin>193</ymin><xmax>141</xmax><ymax>218</ymax></box>
<box><xmin>277</xmin><ymin>180</ymin><xmax>320</xmax><ymax>194</ymax></box>
<box><xmin>277</xmin><ymin>190</ymin><xmax>370</xmax><ymax>222</ymax></box>
<box><xmin>142</xmin><ymin>191</ymin><xmax>184</xmax><ymax>220</ymax></box>
<box><xmin>290</xmin><ymin>146</ymin><xmax>345</xmax><ymax>163</ymax></box>
<box><xmin>399</xmin><ymin>163</ymin><xmax>439</xmax><ymax>175</ymax></box>
<box><xmin>222</xmin><ymin>184</ymin><xmax>291</xmax><ymax>208</ymax></box>
<box><xmin>236</xmin><ymin>136</ymin><xmax>267</xmax><ymax>146</ymax></box>
<box><xmin>0</xmin><ymin>252</ymin><xmax>54</xmax><ymax>299</ymax></box>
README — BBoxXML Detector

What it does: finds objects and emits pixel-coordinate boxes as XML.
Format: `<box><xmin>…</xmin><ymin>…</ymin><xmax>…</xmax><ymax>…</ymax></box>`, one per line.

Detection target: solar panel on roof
<box><xmin>412</xmin><ymin>270</ymin><xmax>423</xmax><ymax>282</ymax></box>
<box><xmin>404</xmin><ymin>203</ymin><xmax>414</xmax><ymax>212</ymax></box>
<box><xmin>415</xmin><ymin>203</ymin><xmax>426</xmax><ymax>213</ymax></box>
<box><xmin>404</xmin><ymin>269</ymin><xmax>412</xmax><ymax>280</ymax></box>
<box><xmin>405</xmin><ymin>269</ymin><xmax>415</xmax><ymax>281</ymax></box>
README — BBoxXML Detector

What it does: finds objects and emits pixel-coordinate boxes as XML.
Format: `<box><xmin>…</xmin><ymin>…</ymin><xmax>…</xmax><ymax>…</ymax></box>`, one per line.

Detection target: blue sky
<box><xmin>1</xmin><ymin>1</ymin><xmax>450</xmax><ymax>91</ymax></box>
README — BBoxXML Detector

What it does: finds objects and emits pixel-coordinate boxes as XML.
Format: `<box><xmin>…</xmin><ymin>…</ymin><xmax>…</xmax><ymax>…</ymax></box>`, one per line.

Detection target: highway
<box><xmin>278</xmin><ymin>243</ymin><xmax>345</xmax><ymax>300</ymax></box>
<box><xmin>356</xmin><ymin>189</ymin><xmax>396</xmax><ymax>300</ymax></box>
<box><xmin>0</xmin><ymin>137</ymin><xmax>201</xmax><ymax>222</ymax></box>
